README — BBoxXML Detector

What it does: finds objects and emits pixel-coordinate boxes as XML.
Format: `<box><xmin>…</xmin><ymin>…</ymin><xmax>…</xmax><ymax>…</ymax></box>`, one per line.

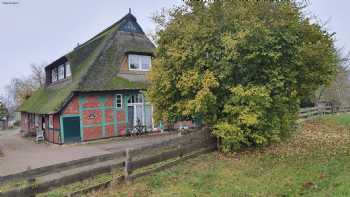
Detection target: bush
<box><xmin>213</xmin><ymin>85</ymin><xmax>282</xmax><ymax>152</ymax></box>
<box><xmin>148</xmin><ymin>1</ymin><xmax>338</xmax><ymax>152</ymax></box>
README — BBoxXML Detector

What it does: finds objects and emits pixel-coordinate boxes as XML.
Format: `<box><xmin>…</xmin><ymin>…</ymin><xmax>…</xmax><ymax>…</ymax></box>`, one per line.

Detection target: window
<box><xmin>115</xmin><ymin>94</ymin><xmax>123</xmax><ymax>109</ymax></box>
<box><xmin>58</xmin><ymin>65</ymin><xmax>65</xmax><ymax>80</ymax></box>
<box><xmin>128</xmin><ymin>54</ymin><xmax>151</xmax><ymax>71</ymax></box>
<box><xmin>128</xmin><ymin>94</ymin><xmax>143</xmax><ymax>104</ymax></box>
<box><xmin>51</xmin><ymin>68</ymin><xmax>58</xmax><ymax>82</ymax></box>
<box><xmin>129</xmin><ymin>55</ymin><xmax>139</xmax><ymax>70</ymax></box>
<box><xmin>49</xmin><ymin>115</ymin><xmax>53</xmax><ymax>129</ymax></box>
<box><xmin>65</xmin><ymin>63</ymin><xmax>71</xmax><ymax>77</ymax></box>
<box><xmin>50</xmin><ymin>62</ymin><xmax>72</xmax><ymax>84</ymax></box>
<box><xmin>141</xmin><ymin>56</ymin><xmax>151</xmax><ymax>70</ymax></box>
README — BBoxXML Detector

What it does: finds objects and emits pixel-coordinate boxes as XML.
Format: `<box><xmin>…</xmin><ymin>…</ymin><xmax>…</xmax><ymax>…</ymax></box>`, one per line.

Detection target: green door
<box><xmin>63</xmin><ymin>117</ymin><xmax>81</xmax><ymax>143</ymax></box>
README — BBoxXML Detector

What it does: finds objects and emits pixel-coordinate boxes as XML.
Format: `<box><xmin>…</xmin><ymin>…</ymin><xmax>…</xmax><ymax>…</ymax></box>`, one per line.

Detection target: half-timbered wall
<box><xmin>45</xmin><ymin>114</ymin><xmax>61</xmax><ymax>144</ymax></box>
<box><xmin>78</xmin><ymin>94</ymin><xmax>127</xmax><ymax>141</ymax></box>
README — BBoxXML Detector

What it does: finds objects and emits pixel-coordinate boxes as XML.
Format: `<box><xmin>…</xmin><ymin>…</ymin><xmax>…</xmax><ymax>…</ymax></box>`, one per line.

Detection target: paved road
<box><xmin>0</xmin><ymin>129</ymin><xmax>177</xmax><ymax>176</ymax></box>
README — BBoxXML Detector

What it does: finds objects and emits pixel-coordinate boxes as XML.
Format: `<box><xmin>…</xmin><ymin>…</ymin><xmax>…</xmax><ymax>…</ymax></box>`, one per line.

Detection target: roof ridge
<box><xmin>75</xmin><ymin>13</ymin><xmax>137</xmax><ymax>50</ymax></box>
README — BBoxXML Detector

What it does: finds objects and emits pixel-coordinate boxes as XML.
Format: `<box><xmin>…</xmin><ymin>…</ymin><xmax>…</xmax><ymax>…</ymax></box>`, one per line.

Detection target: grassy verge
<box><xmin>37</xmin><ymin>171</ymin><xmax>122</xmax><ymax>197</ymax></box>
<box><xmin>0</xmin><ymin>179</ymin><xmax>28</xmax><ymax>193</ymax></box>
<box><xmin>89</xmin><ymin>115</ymin><xmax>350</xmax><ymax>197</ymax></box>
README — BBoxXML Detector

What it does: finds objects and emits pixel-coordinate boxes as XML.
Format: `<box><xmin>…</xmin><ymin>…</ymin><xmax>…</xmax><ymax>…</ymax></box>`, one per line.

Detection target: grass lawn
<box><xmin>87</xmin><ymin>114</ymin><xmax>350</xmax><ymax>197</ymax></box>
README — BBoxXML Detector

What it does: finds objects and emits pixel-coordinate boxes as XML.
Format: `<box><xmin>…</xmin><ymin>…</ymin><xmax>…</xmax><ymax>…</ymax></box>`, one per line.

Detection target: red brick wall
<box><xmin>79</xmin><ymin>94</ymin><xmax>129</xmax><ymax>141</ymax></box>
<box><xmin>106</xmin><ymin>125</ymin><xmax>114</xmax><ymax>137</ymax></box>
<box><xmin>53</xmin><ymin>131</ymin><xmax>60</xmax><ymax>143</ymax></box>
<box><xmin>46</xmin><ymin>114</ymin><xmax>61</xmax><ymax>144</ymax></box>
<box><xmin>117</xmin><ymin>111</ymin><xmax>126</xmax><ymax>122</ymax></box>
<box><xmin>118</xmin><ymin>123</ymin><xmax>127</xmax><ymax>135</ymax></box>
<box><xmin>83</xmin><ymin>110</ymin><xmax>102</xmax><ymax>125</ymax></box>
<box><xmin>105</xmin><ymin>95</ymin><xmax>114</xmax><ymax>107</ymax></box>
<box><xmin>53</xmin><ymin>114</ymin><xmax>60</xmax><ymax>129</ymax></box>
<box><xmin>105</xmin><ymin>110</ymin><xmax>114</xmax><ymax>123</ymax></box>
<box><xmin>82</xmin><ymin>96</ymin><xmax>100</xmax><ymax>108</ymax></box>
<box><xmin>63</xmin><ymin>97</ymin><xmax>79</xmax><ymax>115</ymax></box>
<box><xmin>84</xmin><ymin>126</ymin><xmax>102</xmax><ymax>141</ymax></box>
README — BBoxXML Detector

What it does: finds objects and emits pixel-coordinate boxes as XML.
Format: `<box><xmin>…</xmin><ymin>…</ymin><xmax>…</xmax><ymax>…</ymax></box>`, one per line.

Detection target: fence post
<box><xmin>124</xmin><ymin>149</ymin><xmax>132</xmax><ymax>183</ymax></box>
<box><xmin>28</xmin><ymin>177</ymin><xmax>36</xmax><ymax>197</ymax></box>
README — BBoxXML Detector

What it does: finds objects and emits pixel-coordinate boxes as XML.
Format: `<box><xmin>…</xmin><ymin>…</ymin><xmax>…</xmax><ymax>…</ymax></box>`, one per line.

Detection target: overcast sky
<box><xmin>0</xmin><ymin>0</ymin><xmax>349</xmax><ymax>95</ymax></box>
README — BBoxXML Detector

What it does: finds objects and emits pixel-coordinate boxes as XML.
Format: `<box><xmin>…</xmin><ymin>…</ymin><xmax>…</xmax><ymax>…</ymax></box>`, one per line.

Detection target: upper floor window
<box><xmin>128</xmin><ymin>55</ymin><xmax>151</xmax><ymax>71</ymax></box>
<box><xmin>58</xmin><ymin>65</ymin><xmax>65</xmax><ymax>80</ymax></box>
<box><xmin>51</xmin><ymin>68</ymin><xmax>58</xmax><ymax>82</ymax></box>
<box><xmin>66</xmin><ymin>63</ymin><xmax>71</xmax><ymax>77</ymax></box>
<box><xmin>50</xmin><ymin>62</ymin><xmax>72</xmax><ymax>83</ymax></box>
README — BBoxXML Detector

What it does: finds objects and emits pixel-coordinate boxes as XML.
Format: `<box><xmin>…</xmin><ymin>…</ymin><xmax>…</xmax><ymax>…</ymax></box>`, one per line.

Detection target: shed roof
<box><xmin>18</xmin><ymin>13</ymin><xmax>155</xmax><ymax>114</ymax></box>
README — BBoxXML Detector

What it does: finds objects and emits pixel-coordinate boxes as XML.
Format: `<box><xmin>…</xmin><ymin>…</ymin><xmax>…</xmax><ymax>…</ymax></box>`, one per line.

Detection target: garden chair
<box><xmin>36</xmin><ymin>128</ymin><xmax>44</xmax><ymax>143</ymax></box>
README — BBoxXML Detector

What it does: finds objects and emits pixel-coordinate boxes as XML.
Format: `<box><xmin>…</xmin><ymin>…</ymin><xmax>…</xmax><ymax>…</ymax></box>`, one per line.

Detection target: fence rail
<box><xmin>125</xmin><ymin>129</ymin><xmax>216</xmax><ymax>181</ymax></box>
<box><xmin>298</xmin><ymin>106</ymin><xmax>350</xmax><ymax>120</ymax></box>
<box><xmin>0</xmin><ymin>128</ymin><xmax>216</xmax><ymax>197</ymax></box>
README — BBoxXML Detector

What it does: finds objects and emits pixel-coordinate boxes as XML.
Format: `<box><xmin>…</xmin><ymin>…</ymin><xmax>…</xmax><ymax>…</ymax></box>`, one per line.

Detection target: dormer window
<box><xmin>52</xmin><ymin>68</ymin><xmax>58</xmax><ymax>83</ymax></box>
<box><xmin>58</xmin><ymin>65</ymin><xmax>65</xmax><ymax>80</ymax></box>
<box><xmin>50</xmin><ymin>62</ymin><xmax>72</xmax><ymax>84</ymax></box>
<box><xmin>66</xmin><ymin>63</ymin><xmax>71</xmax><ymax>77</ymax></box>
<box><xmin>128</xmin><ymin>54</ymin><xmax>151</xmax><ymax>71</ymax></box>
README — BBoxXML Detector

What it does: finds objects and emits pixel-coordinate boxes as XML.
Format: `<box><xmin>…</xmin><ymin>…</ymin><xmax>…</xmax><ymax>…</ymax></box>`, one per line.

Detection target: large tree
<box><xmin>147</xmin><ymin>1</ymin><xmax>338</xmax><ymax>151</ymax></box>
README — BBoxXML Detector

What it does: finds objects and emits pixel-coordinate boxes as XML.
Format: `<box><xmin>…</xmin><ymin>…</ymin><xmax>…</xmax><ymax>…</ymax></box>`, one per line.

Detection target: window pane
<box><xmin>66</xmin><ymin>63</ymin><xmax>71</xmax><ymax>77</ymax></box>
<box><xmin>145</xmin><ymin>105</ymin><xmax>153</xmax><ymax>130</ymax></box>
<box><xmin>58</xmin><ymin>65</ymin><xmax>65</xmax><ymax>80</ymax></box>
<box><xmin>129</xmin><ymin>55</ymin><xmax>139</xmax><ymax>70</ymax></box>
<box><xmin>52</xmin><ymin>68</ymin><xmax>58</xmax><ymax>82</ymax></box>
<box><xmin>116</xmin><ymin>95</ymin><xmax>122</xmax><ymax>109</ymax></box>
<box><xmin>141</xmin><ymin>56</ymin><xmax>151</xmax><ymax>70</ymax></box>
<box><xmin>138</xmin><ymin>94</ymin><xmax>143</xmax><ymax>103</ymax></box>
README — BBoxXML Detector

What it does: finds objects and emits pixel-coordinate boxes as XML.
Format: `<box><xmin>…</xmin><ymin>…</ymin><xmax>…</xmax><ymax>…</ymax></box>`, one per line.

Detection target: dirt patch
<box><xmin>0</xmin><ymin>149</ymin><xmax>4</xmax><ymax>157</ymax></box>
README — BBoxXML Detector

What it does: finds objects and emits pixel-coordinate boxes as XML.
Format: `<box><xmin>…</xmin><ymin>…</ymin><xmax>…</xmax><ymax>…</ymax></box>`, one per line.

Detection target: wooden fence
<box><xmin>298</xmin><ymin>106</ymin><xmax>350</xmax><ymax>120</ymax></box>
<box><xmin>124</xmin><ymin>128</ymin><xmax>216</xmax><ymax>181</ymax></box>
<box><xmin>0</xmin><ymin>128</ymin><xmax>216</xmax><ymax>197</ymax></box>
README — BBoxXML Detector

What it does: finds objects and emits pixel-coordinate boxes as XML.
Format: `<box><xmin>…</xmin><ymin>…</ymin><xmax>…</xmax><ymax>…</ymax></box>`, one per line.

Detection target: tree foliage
<box><xmin>0</xmin><ymin>101</ymin><xmax>8</xmax><ymax>120</ymax></box>
<box><xmin>4</xmin><ymin>63</ymin><xmax>45</xmax><ymax>109</ymax></box>
<box><xmin>147</xmin><ymin>0</ymin><xmax>338</xmax><ymax>151</ymax></box>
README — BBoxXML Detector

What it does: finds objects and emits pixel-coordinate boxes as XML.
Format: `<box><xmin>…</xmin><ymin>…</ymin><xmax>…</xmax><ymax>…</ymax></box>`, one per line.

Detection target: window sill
<box><xmin>47</xmin><ymin>77</ymin><xmax>72</xmax><ymax>87</ymax></box>
<box><xmin>128</xmin><ymin>69</ymin><xmax>150</xmax><ymax>72</ymax></box>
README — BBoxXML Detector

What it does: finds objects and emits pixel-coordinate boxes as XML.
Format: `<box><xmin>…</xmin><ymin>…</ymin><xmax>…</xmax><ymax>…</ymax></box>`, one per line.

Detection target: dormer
<box><xmin>45</xmin><ymin>57</ymin><xmax>72</xmax><ymax>86</ymax></box>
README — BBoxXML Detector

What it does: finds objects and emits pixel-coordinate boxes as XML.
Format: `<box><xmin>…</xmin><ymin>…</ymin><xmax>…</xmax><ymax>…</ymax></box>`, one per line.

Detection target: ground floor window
<box><xmin>115</xmin><ymin>94</ymin><xmax>123</xmax><ymax>109</ymax></box>
<box><xmin>49</xmin><ymin>115</ymin><xmax>53</xmax><ymax>129</ymax></box>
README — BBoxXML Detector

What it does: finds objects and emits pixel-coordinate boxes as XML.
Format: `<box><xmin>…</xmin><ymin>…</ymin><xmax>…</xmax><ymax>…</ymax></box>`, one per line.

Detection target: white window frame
<box><xmin>128</xmin><ymin>94</ymin><xmax>145</xmax><ymax>127</ymax></box>
<box><xmin>115</xmin><ymin>94</ymin><xmax>123</xmax><ymax>109</ymax></box>
<box><xmin>128</xmin><ymin>54</ymin><xmax>151</xmax><ymax>71</ymax></box>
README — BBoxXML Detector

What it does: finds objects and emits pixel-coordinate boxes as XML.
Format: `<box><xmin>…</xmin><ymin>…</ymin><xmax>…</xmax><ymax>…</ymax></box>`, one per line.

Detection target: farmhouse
<box><xmin>18</xmin><ymin>12</ymin><xmax>156</xmax><ymax>144</ymax></box>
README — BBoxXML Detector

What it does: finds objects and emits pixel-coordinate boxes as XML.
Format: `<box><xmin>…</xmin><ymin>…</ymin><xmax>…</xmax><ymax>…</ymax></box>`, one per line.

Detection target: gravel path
<box><xmin>0</xmin><ymin>129</ymin><xmax>177</xmax><ymax>176</ymax></box>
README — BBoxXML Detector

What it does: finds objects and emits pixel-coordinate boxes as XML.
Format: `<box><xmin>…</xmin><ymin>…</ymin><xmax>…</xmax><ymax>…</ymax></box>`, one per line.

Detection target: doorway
<box><xmin>62</xmin><ymin>116</ymin><xmax>81</xmax><ymax>143</ymax></box>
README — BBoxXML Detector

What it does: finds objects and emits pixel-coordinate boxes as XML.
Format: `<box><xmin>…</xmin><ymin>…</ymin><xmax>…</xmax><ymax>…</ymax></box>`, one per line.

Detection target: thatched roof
<box><xmin>18</xmin><ymin>13</ymin><xmax>155</xmax><ymax>114</ymax></box>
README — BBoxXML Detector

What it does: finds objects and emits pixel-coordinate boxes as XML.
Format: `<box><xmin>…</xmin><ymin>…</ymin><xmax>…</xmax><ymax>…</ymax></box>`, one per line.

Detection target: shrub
<box><xmin>148</xmin><ymin>1</ymin><xmax>338</xmax><ymax>152</ymax></box>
